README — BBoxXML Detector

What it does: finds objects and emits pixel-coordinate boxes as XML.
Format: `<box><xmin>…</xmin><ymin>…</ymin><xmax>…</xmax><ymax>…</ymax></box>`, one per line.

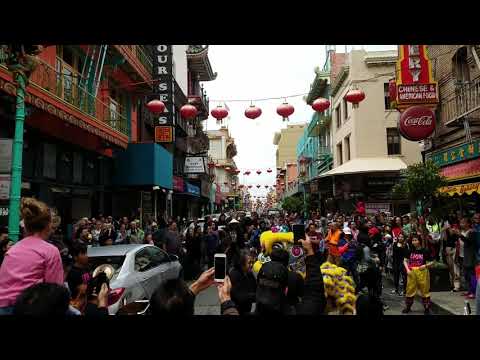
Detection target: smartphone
<box><xmin>214</xmin><ymin>254</ymin><xmax>227</xmax><ymax>282</ymax></box>
<box><xmin>292</xmin><ymin>224</ymin><xmax>306</xmax><ymax>244</ymax></box>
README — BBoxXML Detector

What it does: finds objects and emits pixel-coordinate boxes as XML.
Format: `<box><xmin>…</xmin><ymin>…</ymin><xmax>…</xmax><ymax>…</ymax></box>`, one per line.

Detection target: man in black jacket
<box><xmin>270</xmin><ymin>248</ymin><xmax>304</xmax><ymax>309</ymax></box>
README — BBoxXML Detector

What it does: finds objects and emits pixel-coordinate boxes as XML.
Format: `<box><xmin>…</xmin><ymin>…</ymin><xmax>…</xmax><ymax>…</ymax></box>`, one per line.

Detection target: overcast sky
<box><xmin>202</xmin><ymin>45</ymin><xmax>396</xmax><ymax>198</ymax></box>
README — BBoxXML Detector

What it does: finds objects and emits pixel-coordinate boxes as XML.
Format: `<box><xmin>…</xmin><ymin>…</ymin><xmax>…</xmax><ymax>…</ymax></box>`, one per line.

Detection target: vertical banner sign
<box><xmin>153</xmin><ymin>45</ymin><xmax>174</xmax><ymax>142</ymax></box>
<box><xmin>395</xmin><ymin>45</ymin><xmax>438</xmax><ymax>109</ymax></box>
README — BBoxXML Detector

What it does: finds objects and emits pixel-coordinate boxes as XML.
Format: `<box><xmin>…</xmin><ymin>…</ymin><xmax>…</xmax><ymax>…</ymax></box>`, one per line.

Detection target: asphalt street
<box><xmin>192</xmin><ymin>278</ymin><xmax>450</xmax><ymax>315</ymax></box>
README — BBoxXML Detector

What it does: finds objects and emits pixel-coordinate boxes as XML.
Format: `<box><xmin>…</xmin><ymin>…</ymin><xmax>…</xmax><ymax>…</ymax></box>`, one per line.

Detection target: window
<box><xmin>56</xmin><ymin>46</ymin><xmax>82</xmax><ymax>105</ymax></box>
<box><xmin>135</xmin><ymin>246</ymin><xmax>169</xmax><ymax>272</ymax></box>
<box><xmin>384</xmin><ymin>83</ymin><xmax>392</xmax><ymax>110</ymax></box>
<box><xmin>345</xmin><ymin>136</ymin><xmax>351</xmax><ymax>162</ymax></box>
<box><xmin>343</xmin><ymin>99</ymin><xmax>349</xmax><ymax>121</ymax></box>
<box><xmin>337</xmin><ymin>143</ymin><xmax>343</xmax><ymax>166</ymax></box>
<box><xmin>452</xmin><ymin>47</ymin><xmax>471</xmax><ymax>84</ymax></box>
<box><xmin>336</xmin><ymin>105</ymin><xmax>341</xmax><ymax>129</ymax></box>
<box><xmin>387</xmin><ymin>128</ymin><xmax>401</xmax><ymax>155</ymax></box>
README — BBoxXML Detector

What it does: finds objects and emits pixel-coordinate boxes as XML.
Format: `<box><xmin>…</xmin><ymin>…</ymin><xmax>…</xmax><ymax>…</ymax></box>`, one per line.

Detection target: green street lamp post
<box><xmin>5</xmin><ymin>45</ymin><xmax>41</xmax><ymax>242</ymax></box>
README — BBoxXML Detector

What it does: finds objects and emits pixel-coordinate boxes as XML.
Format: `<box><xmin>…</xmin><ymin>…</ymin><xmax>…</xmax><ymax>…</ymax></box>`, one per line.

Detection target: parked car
<box><xmin>87</xmin><ymin>244</ymin><xmax>182</xmax><ymax>315</ymax></box>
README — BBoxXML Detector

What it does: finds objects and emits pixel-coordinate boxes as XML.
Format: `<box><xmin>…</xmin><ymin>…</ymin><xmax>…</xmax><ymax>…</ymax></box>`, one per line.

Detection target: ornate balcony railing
<box><xmin>0</xmin><ymin>58</ymin><xmax>129</xmax><ymax>136</ymax></box>
<box><xmin>442</xmin><ymin>76</ymin><xmax>480</xmax><ymax>126</ymax></box>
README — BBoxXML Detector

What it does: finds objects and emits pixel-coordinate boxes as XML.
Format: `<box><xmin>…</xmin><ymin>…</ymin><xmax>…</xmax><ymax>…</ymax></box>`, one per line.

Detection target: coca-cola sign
<box><xmin>398</xmin><ymin>105</ymin><xmax>435</xmax><ymax>141</ymax></box>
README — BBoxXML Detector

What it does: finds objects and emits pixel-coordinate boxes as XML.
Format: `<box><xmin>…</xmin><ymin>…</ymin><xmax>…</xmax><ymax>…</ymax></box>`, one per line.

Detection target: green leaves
<box><xmin>281</xmin><ymin>196</ymin><xmax>304</xmax><ymax>214</ymax></box>
<box><xmin>392</xmin><ymin>160</ymin><xmax>447</xmax><ymax>205</ymax></box>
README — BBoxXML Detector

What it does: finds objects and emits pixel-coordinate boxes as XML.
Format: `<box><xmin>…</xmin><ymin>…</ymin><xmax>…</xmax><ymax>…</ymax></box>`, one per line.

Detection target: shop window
<box><xmin>387</xmin><ymin>128</ymin><xmax>401</xmax><ymax>155</ymax></box>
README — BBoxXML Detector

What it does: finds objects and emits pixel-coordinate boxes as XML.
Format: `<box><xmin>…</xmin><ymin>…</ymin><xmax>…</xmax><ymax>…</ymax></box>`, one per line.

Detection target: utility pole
<box><xmin>5</xmin><ymin>45</ymin><xmax>42</xmax><ymax>242</ymax></box>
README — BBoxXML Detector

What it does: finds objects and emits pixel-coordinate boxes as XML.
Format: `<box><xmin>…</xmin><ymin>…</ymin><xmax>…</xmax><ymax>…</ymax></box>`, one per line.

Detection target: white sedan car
<box><xmin>88</xmin><ymin>244</ymin><xmax>182</xmax><ymax>315</ymax></box>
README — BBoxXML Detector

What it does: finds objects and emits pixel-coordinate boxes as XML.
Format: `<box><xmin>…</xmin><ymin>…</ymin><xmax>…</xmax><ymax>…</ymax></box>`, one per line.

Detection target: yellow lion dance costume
<box><xmin>253</xmin><ymin>230</ymin><xmax>356</xmax><ymax>315</ymax></box>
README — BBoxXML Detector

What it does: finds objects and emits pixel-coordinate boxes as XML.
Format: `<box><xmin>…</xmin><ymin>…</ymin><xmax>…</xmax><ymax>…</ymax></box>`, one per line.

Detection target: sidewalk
<box><xmin>430</xmin><ymin>291</ymin><xmax>476</xmax><ymax>315</ymax></box>
<box><xmin>384</xmin><ymin>274</ymin><xmax>476</xmax><ymax>315</ymax></box>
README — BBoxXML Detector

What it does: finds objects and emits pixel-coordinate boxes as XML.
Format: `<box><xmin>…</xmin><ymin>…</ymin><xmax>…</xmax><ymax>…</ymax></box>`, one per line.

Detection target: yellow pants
<box><xmin>406</xmin><ymin>268</ymin><xmax>430</xmax><ymax>298</ymax></box>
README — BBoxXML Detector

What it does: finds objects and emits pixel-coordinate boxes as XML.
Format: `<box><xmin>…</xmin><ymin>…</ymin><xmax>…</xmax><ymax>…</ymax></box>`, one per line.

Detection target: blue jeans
<box><xmin>0</xmin><ymin>306</ymin><xmax>14</xmax><ymax>315</ymax></box>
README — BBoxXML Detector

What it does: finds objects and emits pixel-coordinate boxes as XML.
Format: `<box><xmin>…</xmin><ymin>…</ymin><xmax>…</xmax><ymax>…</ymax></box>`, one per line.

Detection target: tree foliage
<box><xmin>392</xmin><ymin>160</ymin><xmax>448</xmax><ymax>208</ymax></box>
<box><xmin>281</xmin><ymin>196</ymin><xmax>304</xmax><ymax>214</ymax></box>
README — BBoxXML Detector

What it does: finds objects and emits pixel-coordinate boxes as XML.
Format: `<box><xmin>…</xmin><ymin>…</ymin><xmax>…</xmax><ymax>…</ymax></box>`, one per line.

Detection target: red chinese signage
<box><xmin>155</xmin><ymin>126</ymin><xmax>174</xmax><ymax>143</ymax></box>
<box><xmin>395</xmin><ymin>45</ymin><xmax>438</xmax><ymax>108</ymax></box>
<box><xmin>441</xmin><ymin>158</ymin><xmax>480</xmax><ymax>181</ymax></box>
<box><xmin>173</xmin><ymin>176</ymin><xmax>185</xmax><ymax>192</ymax></box>
<box><xmin>398</xmin><ymin>105</ymin><xmax>436</xmax><ymax>141</ymax></box>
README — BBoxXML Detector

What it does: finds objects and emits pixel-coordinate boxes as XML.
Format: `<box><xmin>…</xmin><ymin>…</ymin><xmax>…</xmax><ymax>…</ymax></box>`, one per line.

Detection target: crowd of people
<box><xmin>1</xmin><ymin>197</ymin><xmax>480</xmax><ymax>316</ymax></box>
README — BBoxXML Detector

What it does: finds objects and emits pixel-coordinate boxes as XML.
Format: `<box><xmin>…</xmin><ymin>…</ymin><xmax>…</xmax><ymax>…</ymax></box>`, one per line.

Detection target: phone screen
<box><xmin>214</xmin><ymin>256</ymin><xmax>226</xmax><ymax>280</ymax></box>
<box><xmin>292</xmin><ymin>224</ymin><xmax>306</xmax><ymax>244</ymax></box>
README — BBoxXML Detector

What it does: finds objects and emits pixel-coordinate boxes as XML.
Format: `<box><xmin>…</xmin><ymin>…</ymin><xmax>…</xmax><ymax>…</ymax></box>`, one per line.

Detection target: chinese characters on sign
<box><xmin>155</xmin><ymin>126</ymin><xmax>174</xmax><ymax>143</ymax></box>
<box><xmin>184</xmin><ymin>157</ymin><xmax>207</xmax><ymax>174</ymax></box>
<box><xmin>426</xmin><ymin>139</ymin><xmax>480</xmax><ymax>167</ymax></box>
<box><xmin>440</xmin><ymin>158</ymin><xmax>480</xmax><ymax>181</ymax></box>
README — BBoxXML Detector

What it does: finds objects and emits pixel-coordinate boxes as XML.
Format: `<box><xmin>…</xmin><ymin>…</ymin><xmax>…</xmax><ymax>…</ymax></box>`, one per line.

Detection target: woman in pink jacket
<box><xmin>0</xmin><ymin>198</ymin><xmax>64</xmax><ymax>315</ymax></box>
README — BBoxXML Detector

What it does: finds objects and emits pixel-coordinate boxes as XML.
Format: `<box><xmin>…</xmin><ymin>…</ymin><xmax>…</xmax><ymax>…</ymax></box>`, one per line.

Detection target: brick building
<box><xmin>425</xmin><ymin>45</ymin><xmax>480</xmax><ymax>212</ymax></box>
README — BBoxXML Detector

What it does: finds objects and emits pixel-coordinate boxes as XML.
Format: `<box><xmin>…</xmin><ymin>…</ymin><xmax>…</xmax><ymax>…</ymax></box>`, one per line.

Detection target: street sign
<box><xmin>184</xmin><ymin>156</ymin><xmax>207</xmax><ymax>174</ymax></box>
<box><xmin>155</xmin><ymin>126</ymin><xmax>174</xmax><ymax>143</ymax></box>
<box><xmin>0</xmin><ymin>139</ymin><xmax>12</xmax><ymax>173</ymax></box>
<box><xmin>0</xmin><ymin>175</ymin><xmax>11</xmax><ymax>200</ymax></box>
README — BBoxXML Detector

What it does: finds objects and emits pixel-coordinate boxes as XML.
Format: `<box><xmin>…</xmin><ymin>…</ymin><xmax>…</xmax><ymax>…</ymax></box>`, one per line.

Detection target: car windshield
<box><xmin>88</xmin><ymin>256</ymin><xmax>125</xmax><ymax>281</ymax></box>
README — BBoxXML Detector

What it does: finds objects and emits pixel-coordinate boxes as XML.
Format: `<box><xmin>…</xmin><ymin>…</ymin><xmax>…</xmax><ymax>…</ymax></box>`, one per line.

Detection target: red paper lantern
<box><xmin>264</xmin><ymin>185</ymin><xmax>269</xmax><ymax>189</ymax></box>
<box><xmin>224</xmin><ymin>182</ymin><xmax>228</xmax><ymax>185</ymax></box>
<box><xmin>344</xmin><ymin>89</ymin><xmax>366</xmax><ymax>108</ymax></box>
<box><xmin>234</xmin><ymin>169</ymin><xmax>241</xmax><ymax>175</ymax></box>
<box><xmin>311</xmin><ymin>98</ymin><xmax>330</xmax><ymax>113</ymax></box>
<box><xmin>239</xmin><ymin>185</ymin><xmax>244</xmax><ymax>189</ymax></box>
<box><xmin>225</xmin><ymin>166</ymin><xmax>231</xmax><ymax>171</ymax></box>
<box><xmin>267</xmin><ymin>168</ymin><xmax>272</xmax><ymax>173</ymax></box>
<box><xmin>276</xmin><ymin>102</ymin><xmax>295</xmax><ymax>122</ymax></box>
<box><xmin>244</xmin><ymin>171</ymin><xmax>251</xmax><ymax>176</ymax></box>
<box><xmin>245</xmin><ymin>105</ymin><xmax>262</xmax><ymax>119</ymax></box>
<box><xmin>180</xmin><ymin>104</ymin><xmax>198</xmax><ymax>119</ymax></box>
<box><xmin>280</xmin><ymin>182</ymin><xmax>285</xmax><ymax>186</ymax></box>
<box><xmin>256</xmin><ymin>185</ymin><xmax>261</xmax><ymax>188</ymax></box>
<box><xmin>256</xmin><ymin>170</ymin><xmax>262</xmax><ymax>175</ymax></box>
<box><xmin>231</xmin><ymin>182</ymin><xmax>236</xmax><ymax>186</ymax></box>
<box><xmin>207</xmin><ymin>161</ymin><xmax>215</xmax><ymax>169</ymax></box>
<box><xmin>211</xmin><ymin>106</ymin><xmax>229</xmax><ymax>123</ymax></box>
<box><xmin>146</xmin><ymin>100</ymin><xmax>165</xmax><ymax>114</ymax></box>
<box><xmin>248</xmin><ymin>185</ymin><xmax>253</xmax><ymax>189</ymax></box>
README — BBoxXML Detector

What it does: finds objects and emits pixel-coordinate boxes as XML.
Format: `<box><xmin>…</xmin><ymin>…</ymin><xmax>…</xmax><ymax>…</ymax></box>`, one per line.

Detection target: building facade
<box><xmin>0</xmin><ymin>44</ymin><xmax>217</xmax><ymax>232</ymax></box>
<box><xmin>0</xmin><ymin>45</ymin><xmax>151</xmax><ymax>233</ymax></box>
<box><xmin>319</xmin><ymin>49</ymin><xmax>423</xmax><ymax>214</ymax></box>
<box><xmin>273</xmin><ymin>124</ymin><xmax>306</xmax><ymax>202</ymax></box>
<box><xmin>425</xmin><ymin>45</ymin><xmax>480</xmax><ymax>212</ymax></box>
<box><xmin>207</xmin><ymin>126</ymin><xmax>239</xmax><ymax>212</ymax></box>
